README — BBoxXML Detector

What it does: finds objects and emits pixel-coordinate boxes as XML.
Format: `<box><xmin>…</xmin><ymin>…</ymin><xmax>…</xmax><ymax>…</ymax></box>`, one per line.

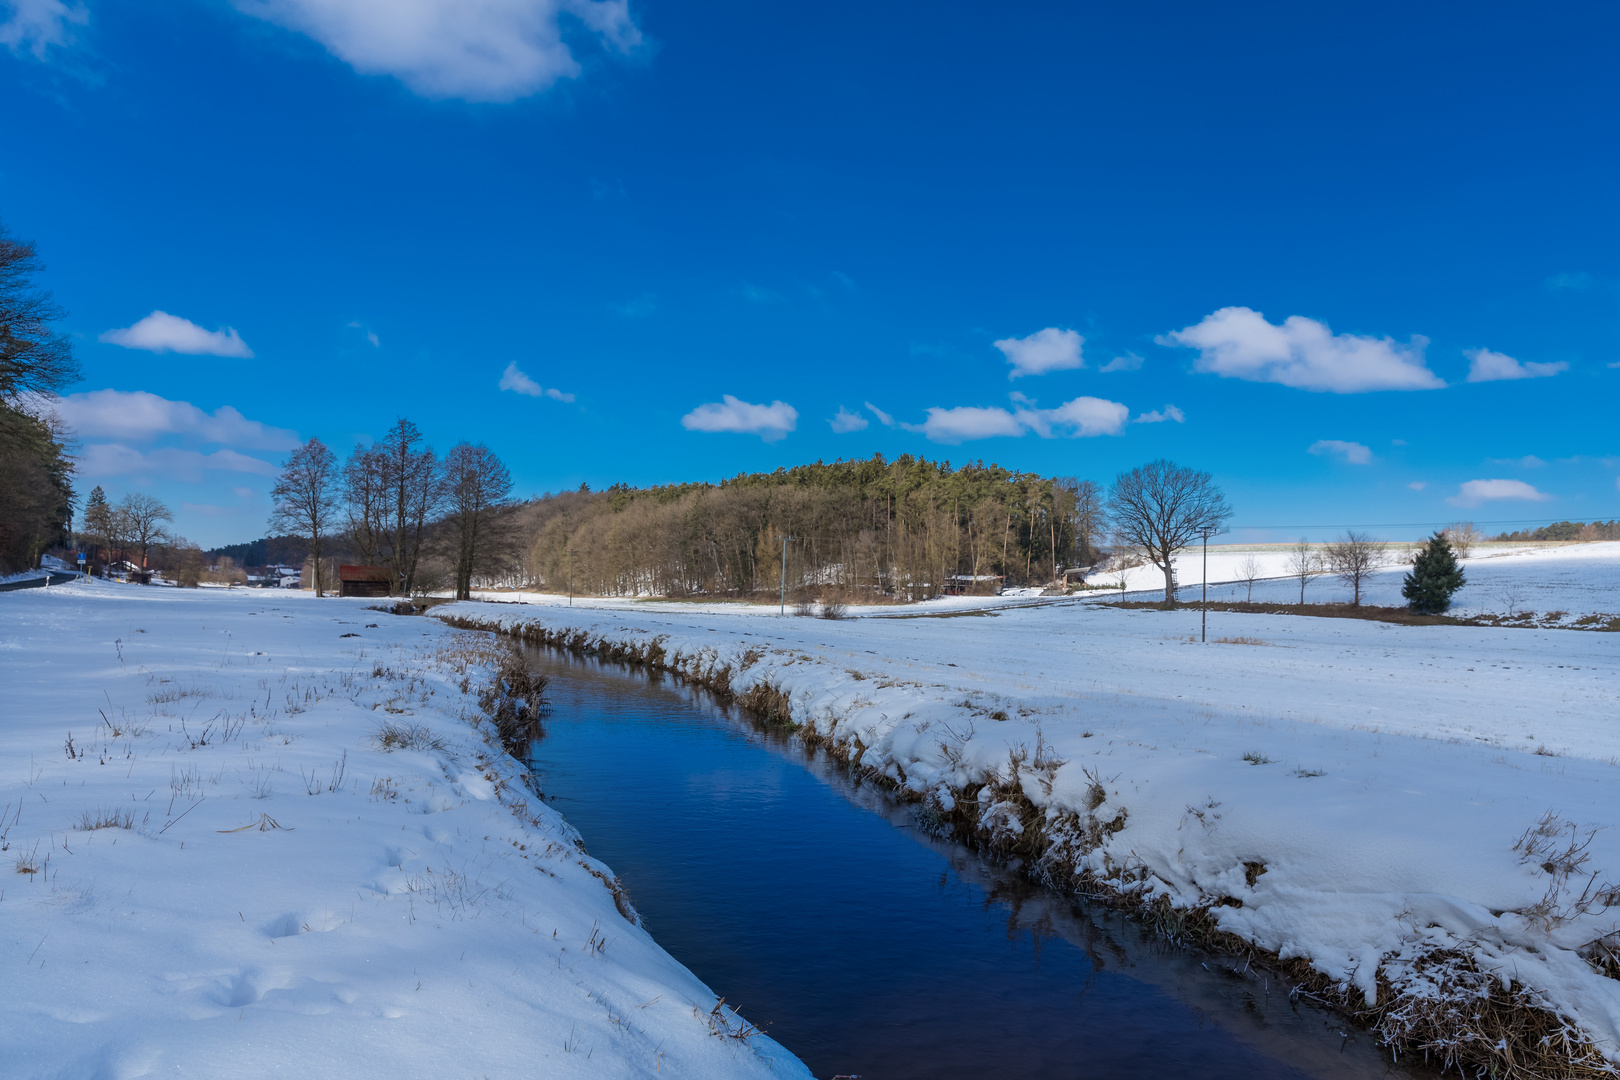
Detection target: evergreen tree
<box><xmin>83</xmin><ymin>486</ymin><xmax>110</xmax><ymax>559</ymax></box>
<box><xmin>1402</xmin><ymin>532</ymin><xmax>1466</xmax><ymax>614</ymax></box>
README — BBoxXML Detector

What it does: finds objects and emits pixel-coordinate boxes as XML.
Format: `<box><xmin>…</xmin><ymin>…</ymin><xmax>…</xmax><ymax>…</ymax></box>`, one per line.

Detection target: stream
<box><xmin>523</xmin><ymin>645</ymin><xmax>1424</xmax><ymax>1080</ymax></box>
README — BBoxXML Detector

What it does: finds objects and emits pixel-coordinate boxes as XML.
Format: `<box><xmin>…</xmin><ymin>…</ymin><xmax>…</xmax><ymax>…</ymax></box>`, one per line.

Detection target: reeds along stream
<box><xmin>523</xmin><ymin>645</ymin><xmax>1430</xmax><ymax>1080</ymax></box>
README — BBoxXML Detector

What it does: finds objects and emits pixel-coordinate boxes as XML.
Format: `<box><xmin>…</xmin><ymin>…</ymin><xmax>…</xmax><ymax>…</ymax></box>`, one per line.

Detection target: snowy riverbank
<box><xmin>0</xmin><ymin>581</ymin><xmax>810</xmax><ymax>1079</ymax></box>
<box><xmin>439</xmin><ymin>583</ymin><xmax>1620</xmax><ymax>1074</ymax></box>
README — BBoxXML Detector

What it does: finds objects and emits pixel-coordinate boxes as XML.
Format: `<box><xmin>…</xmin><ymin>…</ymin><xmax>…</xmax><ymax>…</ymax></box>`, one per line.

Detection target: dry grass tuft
<box><xmin>373</xmin><ymin>719</ymin><xmax>446</xmax><ymax>752</ymax></box>
<box><xmin>74</xmin><ymin>806</ymin><xmax>135</xmax><ymax>831</ymax></box>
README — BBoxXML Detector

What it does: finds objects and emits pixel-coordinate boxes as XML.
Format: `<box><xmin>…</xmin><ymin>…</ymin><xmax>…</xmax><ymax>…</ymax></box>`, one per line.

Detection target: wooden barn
<box><xmin>338</xmin><ymin>565</ymin><xmax>392</xmax><ymax>598</ymax></box>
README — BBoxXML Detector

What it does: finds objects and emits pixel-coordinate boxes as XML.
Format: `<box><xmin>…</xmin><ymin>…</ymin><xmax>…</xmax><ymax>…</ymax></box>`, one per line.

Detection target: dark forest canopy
<box><xmin>510</xmin><ymin>454</ymin><xmax>1108</xmax><ymax>601</ymax></box>
<box><xmin>1494</xmin><ymin>520</ymin><xmax>1620</xmax><ymax>543</ymax></box>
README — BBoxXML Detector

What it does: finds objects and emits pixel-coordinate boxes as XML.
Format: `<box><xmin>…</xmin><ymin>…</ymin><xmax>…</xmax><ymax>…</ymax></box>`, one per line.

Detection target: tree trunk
<box><xmin>1162</xmin><ymin>559</ymin><xmax>1175</xmax><ymax>604</ymax></box>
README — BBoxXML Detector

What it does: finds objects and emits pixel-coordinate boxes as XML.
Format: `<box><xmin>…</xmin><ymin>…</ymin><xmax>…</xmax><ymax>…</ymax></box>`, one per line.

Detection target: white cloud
<box><xmin>233</xmin><ymin>0</ymin><xmax>641</xmax><ymax>102</ymax></box>
<box><xmin>1448</xmin><ymin>478</ymin><xmax>1553</xmax><ymax>507</ymax></box>
<box><xmin>1308</xmin><ymin>439</ymin><xmax>1372</xmax><ymax>465</ymax></box>
<box><xmin>1546</xmin><ymin>272</ymin><xmax>1595</xmax><ymax>291</ymax></box>
<box><xmin>99</xmin><ymin>311</ymin><xmax>254</xmax><ymax>358</ymax></box>
<box><xmin>347</xmin><ymin>321</ymin><xmax>380</xmax><ymax>347</ymax></box>
<box><xmin>865</xmin><ymin>402</ymin><xmax>896</xmax><ymax>427</ymax></box>
<box><xmin>499</xmin><ymin>362</ymin><xmax>573</xmax><ymax>402</ymax></box>
<box><xmin>1486</xmin><ymin>454</ymin><xmax>1546</xmax><ymax>468</ymax></box>
<box><xmin>994</xmin><ymin>327</ymin><xmax>1084</xmax><ymax>378</ymax></box>
<box><xmin>1162</xmin><ymin>306</ymin><xmax>1442</xmax><ymax>393</ymax></box>
<box><xmin>55</xmin><ymin>389</ymin><xmax>300</xmax><ymax>451</ymax></box>
<box><xmin>1464</xmin><ymin>348</ymin><xmax>1568</xmax><ymax>383</ymax></box>
<box><xmin>915</xmin><ymin>396</ymin><xmax>1129</xmax><ymax>444</ymax></box>
<box><xmin>0</xmin><ymin>0</ymin><xmax>86</xmax><ymax>59</ymax></box>
<box><xmin>1134</xmin><ymin>404</ymin><xmax>1185</xmax><ymax>425</ymax></box>
<box><xmin>1099</xmin><ymin>351</ymin><xmax>1144</xmax><ymax>373</ymax></box>
<box><xmin>916</xmin><ymin>406</ymin><xmax>1026</xmax><ymax>443</ymax></box>
<box><xmin>1408</xmin><ymin>481</ymin><xmax>1426</xmax><ymax>491</ymax></box>
<box><xmin>76</xmin><ymin>443</ymin><xmax>280</xmax><ymax>482</ymax></box>
<box><xmin>681</xmin><ymin>395</ymin><xmax>797</xmax><ymax>442</ymax></box>
<box><xmin>828</xmin><ymin>407</ymin><xmax>868</xmax><ymax>433</ymax></box>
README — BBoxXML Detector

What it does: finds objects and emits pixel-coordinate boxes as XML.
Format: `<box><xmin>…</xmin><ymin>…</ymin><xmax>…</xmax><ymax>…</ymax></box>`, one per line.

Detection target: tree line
<box><xmin>1494</xmin><ymin>519</ymin><xmax>1620</xmax><ymax>543</ymax></box>
<box><xmin>0</xmin><ymin>221</ymin><xmax>76</xmax><ymax>572</ymax></box>
<box><xmin>271</xmin><ymin>420</ymin><xmax>514</xmax><ymax>599</ymax></box>
<box><xmin>508</xmin><ymin>456</ymin><xmax>1112</xmax><ymax>602</ymax></box>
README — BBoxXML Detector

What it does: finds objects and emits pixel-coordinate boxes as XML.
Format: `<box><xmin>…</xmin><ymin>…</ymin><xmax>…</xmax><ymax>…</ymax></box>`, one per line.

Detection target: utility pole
<box><xmin>1200</xmin><ymin>528</ymin><xmax>1214</xmax><ymax>642</ymax></box>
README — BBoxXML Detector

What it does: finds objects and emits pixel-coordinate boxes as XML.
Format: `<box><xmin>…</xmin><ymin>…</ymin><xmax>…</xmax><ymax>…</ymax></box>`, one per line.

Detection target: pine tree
<box><xmin>1402</xmin><ymin>532</ymin><xmax>1466</xmax><ymax>614</ymax></box>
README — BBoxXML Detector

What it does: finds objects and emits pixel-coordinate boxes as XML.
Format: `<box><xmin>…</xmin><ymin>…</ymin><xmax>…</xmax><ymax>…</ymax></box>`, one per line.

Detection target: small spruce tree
<box><xmin>1402</xmin><ymin>532</ymin><xmax>1466</xmax><ymax>614</ymax></box>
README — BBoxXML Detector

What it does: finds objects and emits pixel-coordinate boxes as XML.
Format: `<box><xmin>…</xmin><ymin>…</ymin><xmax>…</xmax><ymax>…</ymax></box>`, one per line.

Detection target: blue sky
<box><xmin>3</xmin><ymin>0</ymin><xmax>1617</xmax><ymax>547</ymax></box>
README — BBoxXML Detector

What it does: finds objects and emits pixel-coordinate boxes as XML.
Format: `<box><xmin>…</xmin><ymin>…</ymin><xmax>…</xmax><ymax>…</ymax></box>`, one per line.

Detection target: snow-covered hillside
<box><xmin>0</xmin><ymin>581</ymin><xmax>809</xmax><ymax>1080</ymax></box>
<box><xmin>441</xmin><ymin>576</ymin><xmax>1620</xmax><ymax>1073</ymax></box>
<box><xmin>1111</xmin><ymin>541</ymin><xmax>1620</xmax><ymax>621</ymax></box>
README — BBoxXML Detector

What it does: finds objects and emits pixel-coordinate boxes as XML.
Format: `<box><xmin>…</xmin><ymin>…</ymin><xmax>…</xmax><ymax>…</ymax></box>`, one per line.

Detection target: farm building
<box><xmin>337</xmin><ymin>565</ymin><xmax>392</xmax><ymax>598</ymax></box>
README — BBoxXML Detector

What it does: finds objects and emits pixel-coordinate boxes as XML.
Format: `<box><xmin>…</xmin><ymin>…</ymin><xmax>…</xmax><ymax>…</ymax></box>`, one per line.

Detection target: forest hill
<box><xmin>516</xmin><ymin>455</ymin><xmax>1106</xmax><ymax>601</ymax></box>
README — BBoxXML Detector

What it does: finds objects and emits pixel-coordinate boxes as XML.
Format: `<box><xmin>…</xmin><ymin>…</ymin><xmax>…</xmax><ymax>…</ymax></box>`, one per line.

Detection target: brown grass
<box><xmin>1107</xmin><ymin>599</ymin><xmax>1620</xmax><ymax>632</ymax></box>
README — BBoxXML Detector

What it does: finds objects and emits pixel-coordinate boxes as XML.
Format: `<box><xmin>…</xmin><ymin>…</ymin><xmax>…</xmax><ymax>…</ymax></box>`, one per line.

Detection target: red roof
<box><xmin>338</xmin><ymin>565</ymin><xmax>392</xmax><ymax>584</ymax></box>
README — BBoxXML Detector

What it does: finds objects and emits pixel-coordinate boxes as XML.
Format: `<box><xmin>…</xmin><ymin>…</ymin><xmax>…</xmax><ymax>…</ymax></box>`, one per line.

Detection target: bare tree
<box><xmin>0</xmin><ymin>223</ymin><xmax>79</xmax><ymax>401</ymax></box>
<box><xmin>442</xmin><ymin>442</ymin><xmax>514</xmax><ymax>600</ymax></box>
<box><xmin>1110</xmin><ymin>549</ymin><xmax>1144</xmax><ymax>591</ymax></box>
<box><xmin>1107</xmin><ymin>460</ymin><xmax>1232</xmax><ymax>604</ymax></box>
<box><xmin>1238</xmin><ymin>553</ymin><xmax>1263</xmax><ymax>602</ymax></box>
<box><xmin>1286</xmin><ymin>538</ymin><xmax>1325</xmax><ymax>604</ymax></box>
<box><xmin>1058</xmin><ymin>477</ymin><xmax>1107</xmax><ymax>569</ymax></box>
<box><xmin>377</xmin><ymin>419</ymin><xmax>440</xmax><ymax>596</ymax></box>
<box><xmin>270</xmin><ymin>438</ymin><xmax>338</xmax><ymax>597</ymax></box>
<box><xmin>116</xmin><ymin>493</ymin><xmax>172</xmax><ymax>580</ymax></box>
<box><xmin>1324</xmin><ymin>530</ymin><xmax>1388</xmax><ymax>606</ymax></box>
<box><xmin>1443</xmin><ymin>521</ymin><xmax>1481</xmax><ymax>559</ymax></box>
<box><xmin>342</xmin><ymin>441</ymin><xmax>388</xmax><ymax>567</ymax></box>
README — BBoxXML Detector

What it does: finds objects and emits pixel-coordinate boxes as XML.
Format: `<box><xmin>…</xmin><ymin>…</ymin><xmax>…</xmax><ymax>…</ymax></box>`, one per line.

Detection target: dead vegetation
<box><xmin>74</xmin><ymin>806</ymin><xmax>136</xmax><ymax>831</ymax></box>
<box><xmin>1106</xmin><ymin>599</ymin><xmax>1620</xmax><ymax>632</ymax></box>
<box><xmin>373</xmin><ymin>719</ymin><xmax>446</xmax><ymax>752</ymax></box>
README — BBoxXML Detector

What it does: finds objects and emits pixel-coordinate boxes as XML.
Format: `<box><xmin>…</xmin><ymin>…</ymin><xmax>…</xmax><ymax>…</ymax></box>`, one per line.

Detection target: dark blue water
<box><xmin>525</xmin><ymin>647</ymin><xmax>1421</xmax><ymax>1080</ymax></box>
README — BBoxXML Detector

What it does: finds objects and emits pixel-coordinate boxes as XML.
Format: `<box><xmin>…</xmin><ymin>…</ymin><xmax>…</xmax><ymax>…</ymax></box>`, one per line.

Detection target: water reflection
<box><xmin>524</xmin><ymin>646</ymin><xmax>1424</xmax><ymax>1080</ymax></box>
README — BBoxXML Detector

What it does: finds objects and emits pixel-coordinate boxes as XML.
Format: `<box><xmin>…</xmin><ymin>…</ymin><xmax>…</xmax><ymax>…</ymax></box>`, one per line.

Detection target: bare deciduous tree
<box><xmin>378</xmin><ymin>419</ymin><xmax>440</xmax><ymax>596</ymax></box>
<box><xmin>1443</xmin><ymin>521</ymin><xmax>1481</xmax><ymax>559</ymax></box>
<box><xmin>1107</xmin><ymin>459</ymin><xmax>1232</xmax><ymax>604</ymax></box>
<box><xmin>1238</xmin><ymin>553</ymin><xmax>1263</xmax><ymax>602</ymax></box>
<box><xmin>117</xmin><ymin>493</ymin><xmax>172</xmax><ymax>580</ymax></box>
<box><xmin>1286</xmin><ymin>538</ymin><xmax>1325</xmax><ymax>604</ymax></box>
<box><xmin>1324</xmin><ymin>530</ymin><xmax>1388</xmax><ymax>606</ymax></box>
<box><xmin>342</xmin><ymin>442</ymin><xmax>387</xmax><ymax>567</ymax></box>
<box><xmin>442</xmin><ymin>442</ymin><xmax>513</xmax><ymax>600</ymax></box>
<box><xmin>0</xmin><ymin>224</ymin><xmax>79</xmax><ymax>401</ymax></box>
<box><xmin>270</xmin><ymin>438</ymin><xmax>338</xmax><ymax>597</ymax></box>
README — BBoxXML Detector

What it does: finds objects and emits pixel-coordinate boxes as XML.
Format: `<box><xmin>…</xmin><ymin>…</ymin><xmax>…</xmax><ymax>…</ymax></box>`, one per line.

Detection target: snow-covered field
<box><xmin>444</xmin><ymin>556</ymin><xmax>1620</xmax><ymax>1066</ymax></box>
<box><xmin>1111</xmin><ymin>541</ymin><xmax>1620</xmax><ymax>623</ymax></box>
<box><xmin>0</xmin><ymin>581</ymin><xmax>809</xmax><ymax>1079</ymax></box>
